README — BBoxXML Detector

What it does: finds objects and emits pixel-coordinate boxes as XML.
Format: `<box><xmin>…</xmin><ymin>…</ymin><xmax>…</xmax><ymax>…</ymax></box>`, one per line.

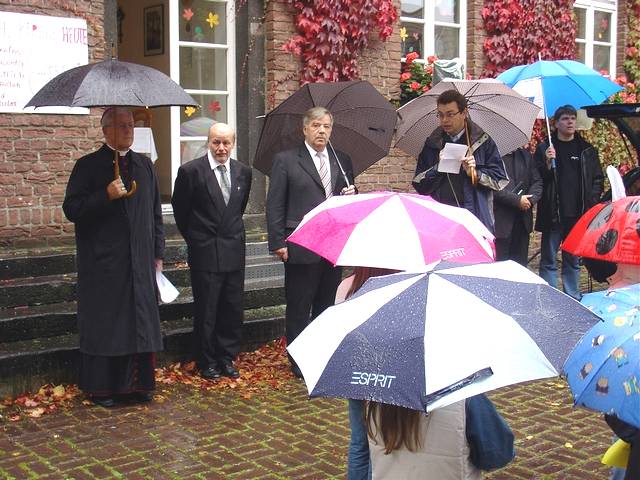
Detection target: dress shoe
<box><xmin>220</xmin><ymin>362</ymin><xmax>240</xmax><ymax>379</ymax></box>
<box><xmin>200</xmin><ymin>365</ymin><xmax>222</xmax><ymax>380</ymax></box>
<box><xmin>132</xmin><ymin>391</ymin><xmax>153</xmax><ymax>403</ymax></box>
<box><xmin>91</xmin><ymin>396</ymin><xmax>115</xmax><ymax>408</ymax></box>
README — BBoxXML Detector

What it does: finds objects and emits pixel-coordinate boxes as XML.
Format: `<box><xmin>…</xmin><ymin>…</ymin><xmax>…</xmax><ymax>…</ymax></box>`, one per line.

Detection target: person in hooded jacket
<box><xmin>412</xmin><ymin>89</ymin><xmax>508</xmax><ymax>233</ymax></box>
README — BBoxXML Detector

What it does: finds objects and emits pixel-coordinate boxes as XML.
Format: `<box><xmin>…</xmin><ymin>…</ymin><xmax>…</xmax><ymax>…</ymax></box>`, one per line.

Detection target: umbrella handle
<box><xmin>124</xmin><ymin>180</ymin><xmax>137</xmax><ymax>198</ymax></box>
<box><xmin>464</xmin><ymin>120</ymin><xmax>478</xmax><ymax>186</ymax></box>
<box><xmin>469</xmin><ymin>166</ymin><xmax>478</xmax><ymax>186</ymax></box>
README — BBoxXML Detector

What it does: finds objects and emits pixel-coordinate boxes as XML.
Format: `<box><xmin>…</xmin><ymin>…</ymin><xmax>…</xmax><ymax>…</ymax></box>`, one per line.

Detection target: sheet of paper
<box><xmin>437</xmin><ymin>143</ymin><xmax>468</xmax><ymax>174</ymax></box>
<box><xmin>156</xmin><ymin>271</ymin><xmax>179</xmax><ymax>303</ymax></box>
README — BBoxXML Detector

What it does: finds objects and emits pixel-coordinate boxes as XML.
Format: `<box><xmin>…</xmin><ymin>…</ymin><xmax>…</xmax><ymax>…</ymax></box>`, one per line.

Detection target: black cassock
<box><xmin>63</xmin><ymin>144</ymin><xmax>164</xmax><ymax>395</ymax></box>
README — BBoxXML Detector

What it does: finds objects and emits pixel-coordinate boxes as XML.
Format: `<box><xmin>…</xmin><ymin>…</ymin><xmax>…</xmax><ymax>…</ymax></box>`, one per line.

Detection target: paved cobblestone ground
<box><xmin>0</xmin><ymin>375</ymin><xmax>613</xmax><ymax>480</ymax></box>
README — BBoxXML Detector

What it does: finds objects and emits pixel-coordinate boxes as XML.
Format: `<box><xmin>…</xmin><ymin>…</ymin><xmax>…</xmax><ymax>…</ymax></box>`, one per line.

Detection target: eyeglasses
<box><xmin>436</xmin><ymin>111</ymin><xmax>462</xmax><ymax>120</ymax></box>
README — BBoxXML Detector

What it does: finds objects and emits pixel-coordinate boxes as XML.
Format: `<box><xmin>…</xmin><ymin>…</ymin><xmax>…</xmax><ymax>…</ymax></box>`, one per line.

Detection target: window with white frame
<box><xmin>174</xmin><ymin>0</ymin><xmax>235</xmax><ymax>166</ymax></box>
<box><xmin>574</xmin><ymin>0</ymin><xmax>617</xmax><ymax>75</ymax></box>
<box><xmin>400</xmin><ymin>0</ymin><xmax>467</xmax><ymax>63</ymax></box>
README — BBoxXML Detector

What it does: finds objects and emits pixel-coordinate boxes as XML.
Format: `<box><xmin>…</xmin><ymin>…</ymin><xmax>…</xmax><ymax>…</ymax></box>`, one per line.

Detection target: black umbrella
<box><xmin>253</xmin><ymin>80</ymin><xmax>397</xmax><ymax>178</ymax></box>
<box><xmin>25</xmin><ymin>58</ymin><xmax>198</xmax><ymax>197</ymax></box>
<box><xmin>25</xmin><ymin>59</ymin><xmax>197</xmax><ymax>108</ymax></box>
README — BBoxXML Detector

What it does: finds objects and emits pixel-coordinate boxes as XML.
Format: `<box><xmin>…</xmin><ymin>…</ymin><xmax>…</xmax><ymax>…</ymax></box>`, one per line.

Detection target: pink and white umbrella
<box><xmin>287</xmin><ymin>192</ymin><xmax>495</xmax><ymax>270</ymax></box>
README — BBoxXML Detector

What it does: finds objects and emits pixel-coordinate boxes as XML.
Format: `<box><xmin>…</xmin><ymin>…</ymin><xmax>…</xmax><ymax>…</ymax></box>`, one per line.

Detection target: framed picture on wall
<box><xmin>144</xmin><ymin>5</ymin><xmax>164</xmax><ymax>56</ymax></box>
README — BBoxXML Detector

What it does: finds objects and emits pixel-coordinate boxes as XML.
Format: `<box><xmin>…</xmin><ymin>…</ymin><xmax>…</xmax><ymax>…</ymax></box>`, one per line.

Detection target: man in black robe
<box><xmin>63</xmin><ymin>107</ymin><xmax>164</xmax><ymax>407</ymax></box>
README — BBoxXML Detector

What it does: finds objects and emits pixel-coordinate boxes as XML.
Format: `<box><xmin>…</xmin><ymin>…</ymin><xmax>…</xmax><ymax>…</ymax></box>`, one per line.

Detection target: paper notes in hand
<box><xmin>437</xmin><ymin>143</ymin><xmax>468</xmax><ymax>174</ymax></box>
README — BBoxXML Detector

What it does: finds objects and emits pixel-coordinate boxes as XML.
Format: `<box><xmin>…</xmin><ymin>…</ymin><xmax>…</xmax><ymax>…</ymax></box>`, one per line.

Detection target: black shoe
<box><xmin>91</xmin><ymin>396</ymin><xmax>115</xmax><ymax>408</ymax></box>
<box><xmin>220</xmin><ymin>362</ymin><xmax>240</xmax><ymax>379</ymax></box>
<box><xmin>201</xmin><ymin>365</ymin><xmax>222</xmax><ymax>380</ymax></box>
<box><xmin>132</xmin><ymin>391</ymin><xmax>153</xmax><ymax>403</ymax></box>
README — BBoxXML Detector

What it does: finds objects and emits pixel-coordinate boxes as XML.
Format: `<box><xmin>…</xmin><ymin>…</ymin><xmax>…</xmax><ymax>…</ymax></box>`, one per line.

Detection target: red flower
<box><xmin>405</xmin><ymin>52</ymin><xmax>419</xmax><ymax>64</ymax></box>
<box><xmin>409</xmin><ymin>81</ymin><xmax>420</xmax><ymax>91</ymax></box>
<box><xmin>422</xmin><ymin>85</ymin><xmax>430</xmax><ymax>92</ymax></box>
<box><xmin>208</xmin><ymin>100</ymin><xmax>221</xmax><ymax>113</ymax></box>
<box><xmin>400</xmin><ymin>72</ymin><xmax>412</xmax><ymax>81</ymax></box>
<box><xmin>425</xmin><ymin>65</ymin><xmax>433</xmax><ymax>74</ymax></box>
<box><xmin>427</xmin><ymin>55</ymin><xmax>437</xmax><ymax>64</ymax></box>
<box><xmin>627</xmin><ymin>46</ymin><xmax>638</xmax><ymax>57</ymax></box>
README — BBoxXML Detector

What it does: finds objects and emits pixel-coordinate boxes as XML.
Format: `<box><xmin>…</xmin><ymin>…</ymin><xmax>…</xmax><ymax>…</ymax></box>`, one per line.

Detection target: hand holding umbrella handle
<box><xmin>113</xmin><ymin>150</ymin><xmax>137</xmax><ymax>198</ymax></box>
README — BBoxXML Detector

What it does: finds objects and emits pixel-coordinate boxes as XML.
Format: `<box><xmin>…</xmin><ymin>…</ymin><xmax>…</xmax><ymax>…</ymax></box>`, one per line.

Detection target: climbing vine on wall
<box><xmin>283</xmin><ymin>0</ymin><xmax>397</xmax><ymax>84</ymax></box>
<box><xmin>481</xmin><ymin>0</ymin><xmax>576</xmax><ymax>77</ymax></box>
<box><xmin>625</xmin><ymin>0</ymin><xmax>640</xmax><ymax>84</ymax></box>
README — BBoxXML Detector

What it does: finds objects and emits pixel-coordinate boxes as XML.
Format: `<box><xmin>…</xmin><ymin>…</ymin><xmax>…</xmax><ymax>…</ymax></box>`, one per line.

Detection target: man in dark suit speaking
<box><xmin>266</xmin><ymin>106</ymin><xmax>356</xmax><ymax>377</ymax></box>
<box><xmin>172</xmin><ymin>123</ymin><xmax>252</xmax><ymax>380</ymax></box>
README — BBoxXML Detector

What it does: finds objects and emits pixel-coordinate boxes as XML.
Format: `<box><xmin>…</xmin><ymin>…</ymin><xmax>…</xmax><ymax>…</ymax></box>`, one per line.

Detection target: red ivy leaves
<box><xmin>283</xmin><ymin>0</ymin><xmax>397</xmax><ymax>84</ymax></box>
<box><xmin>481</xmin><ymin>0</ymin><xmax>576</xmax><ymax>78</ymax></box>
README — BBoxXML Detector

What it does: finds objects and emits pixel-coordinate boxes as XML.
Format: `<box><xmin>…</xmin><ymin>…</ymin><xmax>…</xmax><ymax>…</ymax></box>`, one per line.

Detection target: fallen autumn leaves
<box><xmin>1</xmin><ymin>338</ymin><xmax>296</xmax><ymax>422</ymax></box>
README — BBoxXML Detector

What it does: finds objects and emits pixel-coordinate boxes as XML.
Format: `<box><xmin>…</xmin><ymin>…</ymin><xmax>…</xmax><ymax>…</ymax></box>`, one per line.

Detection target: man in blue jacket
<box><xmin>413</xmin><ymin>89</ymin><xmax>508</xmax><ymax>232</ymax></box>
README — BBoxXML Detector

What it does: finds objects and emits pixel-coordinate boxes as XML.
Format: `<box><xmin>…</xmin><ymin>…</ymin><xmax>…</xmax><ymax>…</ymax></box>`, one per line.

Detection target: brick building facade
<box><xmin>0</xmin><ymin>0</ymin><xmax>633</xmax><ymax>246</ymax></box>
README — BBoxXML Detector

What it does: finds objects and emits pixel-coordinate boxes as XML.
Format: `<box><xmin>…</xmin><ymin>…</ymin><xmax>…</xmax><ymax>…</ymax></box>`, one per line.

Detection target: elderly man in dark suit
<box><xmin>63</xmin><ymin>107</ymin><xmax>164</xmax><ymax>408</ymax></box>
<box><xmin>493</xmin><ymin>146</ymin><xmax>543</xmax><ymax>266</ymax></box>
<box><xmin>172</xmin><ymin>123</ymin><xmax>252</xmax><ymax>380</ymax></box>
<box><xmin>266</xmin><ymin>106</ymin><xmax>356</xmax><ymax>378</ymax></box>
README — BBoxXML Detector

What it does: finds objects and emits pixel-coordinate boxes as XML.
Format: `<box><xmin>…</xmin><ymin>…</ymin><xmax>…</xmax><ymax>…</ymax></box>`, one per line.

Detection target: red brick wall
<box><xmin>466</xmin><ymin>0</ymin><xmax>487</xmax><ymax>78</ymax></box>
<box><xmin>0</xmin><ymin>1</ymin><xmax>105</xmax><ymax>247</ymax></box>
<box><xmin>616</xmin><ymin>0</ymin><xmax>628</xmax><ymax>78</ymax></box>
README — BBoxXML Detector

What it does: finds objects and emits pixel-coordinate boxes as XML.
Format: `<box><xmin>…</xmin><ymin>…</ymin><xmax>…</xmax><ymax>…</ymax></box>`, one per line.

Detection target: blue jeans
<box><xmin>348</xmin><ymin>399</ymin><xmax>371</xmax><ymax>480</ymax></box>
<box><xmin>539</xmin><ymin>226</ymin><xmax>581</xmax><ymax>300</ymax></box>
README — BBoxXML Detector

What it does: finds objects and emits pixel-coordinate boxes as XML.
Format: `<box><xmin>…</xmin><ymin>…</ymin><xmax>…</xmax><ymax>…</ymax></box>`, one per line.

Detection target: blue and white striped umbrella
<box><xmin>288</xmin><ymin>261</ymin><xmax>602</xmax><ymax>412</ymax></box>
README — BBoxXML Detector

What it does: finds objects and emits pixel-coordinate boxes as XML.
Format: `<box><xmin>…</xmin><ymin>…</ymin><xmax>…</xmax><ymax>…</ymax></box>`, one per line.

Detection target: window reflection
<box><xmin>435</xmin><ymin>26</ymin><xmax>459</xmax><ymax>59</ymax></box>
<box><xmin>594</xmin><ymin>11</ymin><xmax>611</xmax><ymax>42</ymax></box>
<box><xmin>574</xmin><ymin>8</ymin><xmax>586</xmax><ymax>39</ymax></box>
<box><xmin>179</xmin><ymin>47</ymin><xmax>227</xmax><ymax>91</ymax></box>
<box><xmin>435</xmin><ymin>0</ymin><xmax>458</xmax><ymax>23</ymax></box>
<box><xmin>401</xmin><ymin>0</ymin><xmax>423</xmax><ymax>18</ymax></box>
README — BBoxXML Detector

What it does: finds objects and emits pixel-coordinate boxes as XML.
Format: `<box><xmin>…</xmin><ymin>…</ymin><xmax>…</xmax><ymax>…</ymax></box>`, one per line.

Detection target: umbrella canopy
<box><xmin>287</xmin><ymin>192</ymin><xmax>495</xmax><ymax>270</ymax></box>
<box><xmin>563</xmin><ymin>284</ymin><xmax>640</xmax><ymax>428</ymax></box>
<box><xmin>562</xmin><ymin>196</ymin><xmax>640</xmax><ymax>265</ymax></box>
<box><xmin>288</xmin><ymin>261</ymin><xmax>602</xmax><ymax>412</ymax></box>
<box><xmin>253</xmin><ymin>80</ymin><xmax>397</xmax><ymax>177</ymax></box>
<box><xmin>25</xmin><ymin>59</ymin><xmax>197</xmax><ymax>108</ymax></box>
<box><xmin>395</xmin><ymin>79</ymin><xmax>540</xmax><ymax>158</ymax></box>
<box><xmin>497</xmin><ymin>60</ymin><xmax>623</xmax><ymax>117</ymax></box>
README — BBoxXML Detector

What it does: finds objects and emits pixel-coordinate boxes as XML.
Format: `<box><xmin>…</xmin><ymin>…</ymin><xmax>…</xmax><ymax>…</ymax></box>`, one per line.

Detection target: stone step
<box><xmin>0</xmin><ymin>281</ymin><xmax>284</xmax><ymax>343</ymax></box>
<box><xmin>0</xmin><ymin>239</ymin><xmax>275</xmax><ymax>280</ymax></box>
<box><xmin>0</xmin><ymin>307</ymin><xmax>285</xmax><ymax>398</ymax></box>
<box><xmin>0</xmin><ymin>261</ymin><xmax>284</xmax><ymax>309</ymax></box>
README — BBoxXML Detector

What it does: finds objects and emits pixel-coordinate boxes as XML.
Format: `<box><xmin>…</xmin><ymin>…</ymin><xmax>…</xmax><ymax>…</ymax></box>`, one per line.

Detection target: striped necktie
<box><xmin>316</xmin><ymin>152</ymin><xmax>332</xmax><ymax>199</ymax></box>
<box><xmin>217</xmin><ymin>164</ymin><xmax>230</xmax><ymax>205</ymax></box>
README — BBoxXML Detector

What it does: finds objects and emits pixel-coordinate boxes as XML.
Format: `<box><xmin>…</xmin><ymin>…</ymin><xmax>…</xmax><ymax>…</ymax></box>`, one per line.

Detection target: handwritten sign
<box><xmin>0</xmin><ymin>12</ymin><xmax>88</xmax><ymax>114</ymax></box>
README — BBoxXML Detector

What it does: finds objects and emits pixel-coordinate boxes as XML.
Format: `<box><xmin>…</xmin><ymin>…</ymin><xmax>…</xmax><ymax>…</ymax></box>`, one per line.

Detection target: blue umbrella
<box><xmin>497</xmin><ymin>60</ymin><xmax>623</xmax><ymax>117</ymax></box>
<box><xmin>288</xmin><ymin>261</ymin><xmax>601</xmax><ymax>412</ymax></box>
<box><xmin>563</xmin><ymin>284</ymin><xmax>640</xmax><ymax>428</ymax></box>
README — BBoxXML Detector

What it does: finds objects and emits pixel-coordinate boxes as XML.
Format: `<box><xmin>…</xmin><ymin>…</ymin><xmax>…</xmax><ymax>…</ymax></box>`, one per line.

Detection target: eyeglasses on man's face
<box><xmin>436</xmin><ymin>111</ymin><xmax>462</xmax><ymax>120</ymax></box>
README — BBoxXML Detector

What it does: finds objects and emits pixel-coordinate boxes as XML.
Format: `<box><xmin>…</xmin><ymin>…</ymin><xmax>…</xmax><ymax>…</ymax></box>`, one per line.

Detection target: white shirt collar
<box><xmin>449</xmin><ymin>129</ymin><xmax>465</xmax><ymax>143</ymax></box>
<box><xmin>305</xmin><ymin>141</ymin><xmax>328</xmax><ymax>158</ymax></box>
<box><xmin>207</xmin><ymin>150</ymin><xmax>230</xmax><ymax>171</ymax></box>
<box><xmin>106</xmin><ymin>143</ymin><xmax>130</xmax><ymax>156</ymax></box>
